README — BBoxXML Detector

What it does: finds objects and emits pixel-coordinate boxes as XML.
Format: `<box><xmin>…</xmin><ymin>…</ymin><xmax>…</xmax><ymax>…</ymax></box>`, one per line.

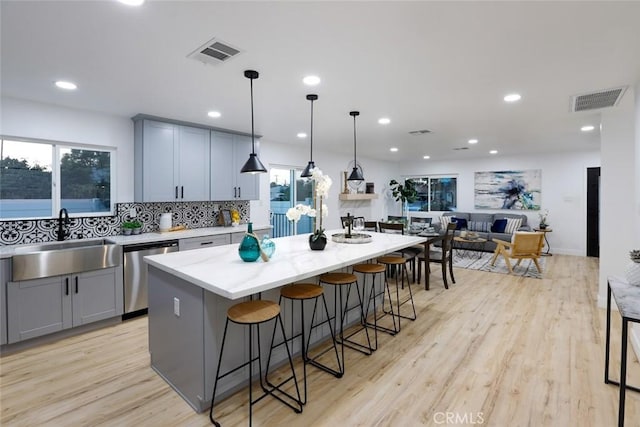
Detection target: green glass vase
<box><xmin>238</xmin><ymin>222</ymin><xmax>260</xmax><ymax>262</ymax></box>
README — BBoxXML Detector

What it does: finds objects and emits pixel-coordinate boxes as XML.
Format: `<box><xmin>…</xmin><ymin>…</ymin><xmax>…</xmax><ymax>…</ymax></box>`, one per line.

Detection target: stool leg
<box><xmin>300</xmin><ymin>299</ymin><xmax>308</xmax><ymax>404</ymax></box>
<box><xmin>400</xmin><ymin>264</ymin><xmax>417</xmax><ymax>321</ymax></box>
<box><xmin>337</xmin><ymin>282</ymin><xmax>374</xmax><ymax>355</ymax></box>
<box><xmin>308</xmin><ymin>293</ymin><xmax>344</xmax><ymax>378</ymax></box>
<box><xmin>264</xmin><ymin>316</ymin><xmax>303</xmax><ymax>413</ymax></box>
<box><xmin>209</xmin><ymin>318</ymin><xmax>230</xmax><ymax>427</ymax></box>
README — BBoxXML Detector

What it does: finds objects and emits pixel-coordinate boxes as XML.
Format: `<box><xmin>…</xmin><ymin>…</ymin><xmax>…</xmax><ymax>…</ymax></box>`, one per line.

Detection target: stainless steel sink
<box><xmin>12</xmin><ymin>239</ymin><xmax>122</xmax><ymax>281</ymax></box>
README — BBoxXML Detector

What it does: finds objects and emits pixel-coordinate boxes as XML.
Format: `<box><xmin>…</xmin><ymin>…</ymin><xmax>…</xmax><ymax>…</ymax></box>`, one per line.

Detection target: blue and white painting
<box><xmin>474</xmin><ymin>170</ymin><xmax>541</xmax><ymax>210</ymax></box>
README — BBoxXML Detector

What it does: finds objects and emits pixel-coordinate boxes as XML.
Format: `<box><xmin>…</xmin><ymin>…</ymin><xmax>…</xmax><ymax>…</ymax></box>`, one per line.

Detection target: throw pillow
<box><xmin>491</xmin><ymin>218</ymin><xmax>508</xmax><ymax>233</ymax></box>
<box><xmin>504</xmin><ymin>217</ymin><xmax>523</xmax><ymax>234</ymax></box>
<box><xmin>469</xmin><ymin>221</ymin><xmax>491</xmax><ymax>233</ymax></box>
<box><xmin>440</xmin><ymin>216</ymin><xmax>451</xmax><ymax>230</ymax></box>
<box><xmin>452</xmin><ymin>217</ymin><xmax>468</xmax><ymax>230</ymax></box>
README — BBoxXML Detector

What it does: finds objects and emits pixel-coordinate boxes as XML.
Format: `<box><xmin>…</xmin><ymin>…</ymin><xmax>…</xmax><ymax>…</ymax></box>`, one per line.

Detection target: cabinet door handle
<box><xmin>175</xmin><ymin>186</ymin><xmax>179</xmax><ymax>199</ymax></box>
<box><xmin>238</xmin><ymin>187</ymin><xmax>241</xmax><ymax>198</ymax></box>
<box><xmin>233</xmin><ymin>187</ymin><xmax>237</xmax><ymax>198</ymax></box>
<box><xmin>200</xmin><ymin>241</ymin><xmax>213</xmax><ymax>246</ymax></box>
<box><xmin>75</xmin><ymin>276</ymin><xmax>79</xmax><ymax>294</ymax></box>
<box><xmin>181</xmin><ymin>186</ymin><xmax>184</xmax><ymax>199</ymax></box>
<box><xmin>65</xmin><ymin>278</ymin><xmax>69</xmax><ymax>295</ymax></box>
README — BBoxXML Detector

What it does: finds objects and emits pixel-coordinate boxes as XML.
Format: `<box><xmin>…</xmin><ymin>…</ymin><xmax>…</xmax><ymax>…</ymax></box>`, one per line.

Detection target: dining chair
<box><xmin>417</xmin><ymin>223</ymin><xmax>456</xmax><ymax>290</ymax></box>
<box><xmin>341</xmin><ymin>216</ymin><xmax>364</xmax><ymax>228</ymax></box>
<box><xmin>363</xmin><ymin>221</ymin><xmax>378</xmax><ymax>232</ymax></box>
<box><xmin>410</xmin><ymin>217</ymin><xmax>432</xmax><ymax>225</ymax></box>
<box><xmin>490</xmin><ymin>232</ymin><xmax>544</xmax><ymax>274</ymax></box>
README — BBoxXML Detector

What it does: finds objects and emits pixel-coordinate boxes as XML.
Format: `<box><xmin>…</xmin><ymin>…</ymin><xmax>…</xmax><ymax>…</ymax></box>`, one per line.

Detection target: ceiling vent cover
<box><xmin>571</xmin><ymin>86</ymin><xmax>627</xmax><ymax>112</ymax></box>
<box><xmin>409</xmin><ymin>129</ymin><xmax>432</xmax><ymax>135</ymax></box>
<box><xmin>188</xmin><ymin>38</ymin><xmax>242</xmax><ymax>65</ymax></box>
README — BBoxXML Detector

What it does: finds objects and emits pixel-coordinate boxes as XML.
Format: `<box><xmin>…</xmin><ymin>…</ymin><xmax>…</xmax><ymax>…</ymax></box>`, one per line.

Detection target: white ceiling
<box><xmin>2</xmin><ymin>1</ymin><xmax>640</xmax><ymax>162</ymax></box>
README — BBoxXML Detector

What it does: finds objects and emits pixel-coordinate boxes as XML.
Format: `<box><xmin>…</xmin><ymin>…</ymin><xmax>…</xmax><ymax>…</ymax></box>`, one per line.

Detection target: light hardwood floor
<box><xmin>1</xmin><ymin>255</ymin><xmax>638</xmax><ymax>426</ymax></box>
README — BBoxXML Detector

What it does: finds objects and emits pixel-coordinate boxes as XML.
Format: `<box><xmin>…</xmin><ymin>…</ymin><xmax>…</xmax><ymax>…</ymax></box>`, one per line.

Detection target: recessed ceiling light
<box><xmin>55</xmin><ymin>80</ymin><xmax>77</xmax><ymax>90</ymax></box>
<box><xmin>378</xmin><ymin>118</ymin><xmax>390</xmax><ymax>125</ymax></box>
<box><xmin>118</xmin><ymin>0</ymin><xmax>144</xmax><ymax>5</ymax></box>
<box><xmin>489</xmin><ymin>150</ymin><xmax>498</xmax><ymax>154</ymax></box>
<box><xmin>303</xmin><ymin>75</ymin><xmax>320</xmax><ymax>86</ymax></box>
<box><xmin>297</xmin><ymin>132</ymin><xmax>307</xmax><ymax>138</ymax></box>
<box><xmin>468</xmin><ymin>139</ymin><xmax>478</xmax><ymax>144</ymax></box>
<box><xmin>207</xmin><ymin>111</ymin><xmax>221</xmax><ymax>118</ymax></box>
<box><xmin>390</xmin><ymin>147</ymin><xmax>398</xmax><ymax>152</ymax></box>
<box><xmin>423</xmin><ymin>155</ymin><xmax>430</xmax><ymax>159</ymax></box>
<box><xmin>581</xmin><ymin>125</ymin><xmax>595</xmax><ymax>132</ymax></box>
<box><xmin>504</xmin><ymin>93</ymin><xmax>521</xmax><ymax>103</ymax></box>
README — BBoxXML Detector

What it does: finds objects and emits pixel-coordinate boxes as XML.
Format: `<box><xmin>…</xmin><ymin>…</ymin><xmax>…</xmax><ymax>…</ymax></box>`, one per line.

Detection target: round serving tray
<box><xmin>331</xmin><ymin>233</ymin><xmax>373</xmax><ymax>244</ymax></box>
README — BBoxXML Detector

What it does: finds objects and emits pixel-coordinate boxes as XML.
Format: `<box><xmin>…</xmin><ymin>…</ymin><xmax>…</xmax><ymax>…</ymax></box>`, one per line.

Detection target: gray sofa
<box><xmin>435</xmin><ymin>212</ymin><xmax>531</xmax><ymax>252</ymax></box>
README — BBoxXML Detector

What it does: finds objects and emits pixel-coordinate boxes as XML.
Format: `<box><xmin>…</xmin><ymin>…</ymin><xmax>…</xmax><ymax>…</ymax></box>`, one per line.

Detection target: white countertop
<box><xmin>0</xmin><ymin>224</ymin><xmax>271</xmax><ymax>258</ymax></box>
<box><xmin>144</xmin><ymin>229</ymin><xmax>426</xmax><ymax>300</ymax></box>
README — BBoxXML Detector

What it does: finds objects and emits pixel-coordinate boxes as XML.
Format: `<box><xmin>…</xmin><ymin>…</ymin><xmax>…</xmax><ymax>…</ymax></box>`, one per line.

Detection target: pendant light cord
<box><xmin>310</xmin><ymin>99</ymin><xmax>314</xmax><ymax>162</ymax></box>
<box><xmin>353</xmin><ymin>114</ymin><xmax>357</xmax><ymax>165</ymax></box>
<box><xmin>250</xmin><ymin>77</ymin><xmax>255</xmax><ymax>154</ymax></box>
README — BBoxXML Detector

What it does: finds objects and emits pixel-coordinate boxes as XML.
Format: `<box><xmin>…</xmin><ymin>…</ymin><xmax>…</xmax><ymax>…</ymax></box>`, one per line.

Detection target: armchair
<box><xmin>490</xmin><ymin>232</ymin><xmax>545</xmax><ymax>274</ymax></box>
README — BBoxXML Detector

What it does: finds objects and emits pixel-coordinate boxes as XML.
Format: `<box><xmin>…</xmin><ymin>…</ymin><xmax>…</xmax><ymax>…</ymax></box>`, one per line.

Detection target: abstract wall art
<box><xmin>474</xmin><ymin>170</ymin><xmax>541</xmax><ymax>210</ymax></box>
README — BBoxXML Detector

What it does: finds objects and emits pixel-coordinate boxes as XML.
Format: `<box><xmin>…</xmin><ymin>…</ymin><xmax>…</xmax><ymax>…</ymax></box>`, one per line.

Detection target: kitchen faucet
<box><xmin>57</xmin><ymin>208</ymin><xmax>70</xmax><ymax>241</ymax></box>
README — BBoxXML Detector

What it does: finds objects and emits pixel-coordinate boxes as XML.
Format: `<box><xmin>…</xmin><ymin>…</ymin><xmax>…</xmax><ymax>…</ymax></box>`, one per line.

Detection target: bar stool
<box><xmin>319</xmin><ymin>272</ymin><xmax>374</xmax><ymax>368</ymax></box>
<box><xmin>268</xmin><ymin>283</ymin><xmax>342</xmax><ymax>405</ymax></box>
<box><xmin>377</xmin><ymin>255</ymin><xmax>417</xmax><ymax>332</ymax></box>
<box><xmin>209</xmin><ymin>299</ymin><xmax>302</xmax><ymax>427</ymax></box>
<box><xmin>352</xmin><ymin>263</ymin><xmax>398</xmax><ymax>348</ymax></box>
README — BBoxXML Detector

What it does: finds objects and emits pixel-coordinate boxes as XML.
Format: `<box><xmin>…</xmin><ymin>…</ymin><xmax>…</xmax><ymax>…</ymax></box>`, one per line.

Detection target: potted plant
<box><xmin>130</xmin><ymin>220</ymin><xmax>143</xmax><ymax>235</ymax></box>
<box><xmin>389</xmin><ymin>179</ymin><xmax>417</xmax><ymax>221</ymax></box>
<box><xmin>122</xmin><ymin>221</ymin><xmax>135</xmax><ymax>235</ymax></box>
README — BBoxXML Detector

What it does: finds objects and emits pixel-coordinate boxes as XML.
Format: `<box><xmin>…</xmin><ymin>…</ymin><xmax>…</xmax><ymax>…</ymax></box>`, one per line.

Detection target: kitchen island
<box><xmin>145</xmin><ymin>229</ymin><xmax>425</xmax><ymax>412</ymax></box>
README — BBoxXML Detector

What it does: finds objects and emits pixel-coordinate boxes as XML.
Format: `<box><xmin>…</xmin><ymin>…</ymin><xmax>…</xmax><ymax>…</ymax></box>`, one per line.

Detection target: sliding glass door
<box><xmin>269</xmin><ymin>167</ymin><xmax>313</xmax><ymax>237</ymax></box>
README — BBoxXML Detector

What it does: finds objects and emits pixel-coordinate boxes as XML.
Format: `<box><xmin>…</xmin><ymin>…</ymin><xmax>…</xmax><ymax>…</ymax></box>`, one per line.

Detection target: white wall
<box><xmin>250</xmin><ymin>139</ymin><xmax>397</xmax><ymax>230</ymax></box>
<box><xmin>398</xmin><ymin>151</ymin><xmax>600</xmax><ymax>256</ymax></box>
<box><xmin>1</xmin><ymin>97</ymin><xmax>135</xmax><ymax>201</ymax></box>
<box><xmin>599</xmin><ymin>95</ymin><xmax>637</xmax><ymax>306</ymax></box>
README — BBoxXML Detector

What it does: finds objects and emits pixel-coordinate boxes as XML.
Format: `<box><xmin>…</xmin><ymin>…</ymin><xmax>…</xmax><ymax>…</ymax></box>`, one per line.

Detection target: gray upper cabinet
<box><xmin>134</xmin><ymin>119</ymin><xmax>210</xmax><ymax>202</ymax></box>
<box><xmin>210</xmin><ymin>131</ymin><xmax>260</xmax><ymax>200</ymax></box>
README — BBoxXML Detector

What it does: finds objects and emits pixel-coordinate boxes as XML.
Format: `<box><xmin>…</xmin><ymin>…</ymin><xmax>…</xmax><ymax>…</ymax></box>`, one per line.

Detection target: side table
<box><xmin>605</xmin><ymin>276</ymin><xmax>640</xmax><ymax>426</ymax></box>
<box><xmin>533</xmin><ymin>228</ymin><xmax>553</xmax><ymax>256</ymax></box>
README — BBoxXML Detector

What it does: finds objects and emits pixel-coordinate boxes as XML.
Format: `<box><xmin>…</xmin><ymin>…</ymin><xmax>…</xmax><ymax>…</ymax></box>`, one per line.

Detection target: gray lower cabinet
<box><xmin>6</xmin><ymin>267</ymin><xmax>123</xmax><ymax>344</ymax></box>
<box><xmin>231</xmin><ymin>227</ymin><xmax>270</xmax><ymax>244</ymax></box>
<box><xmin>1</xmin><ymin>259</ymin><xmax>10</xmax><ymax>345</ymax></box>
<box><xmin>179</xmin><ymin>234</ymin><xmax>231</xmax><ymax>251</ymax></box>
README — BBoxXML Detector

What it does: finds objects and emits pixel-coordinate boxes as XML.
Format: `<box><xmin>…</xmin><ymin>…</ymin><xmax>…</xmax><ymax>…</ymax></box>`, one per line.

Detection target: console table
<box><xmin>604</xmin><ymin>276</ymin><xmax>640</xmax><ymax>426</ymax></box>
<box><xmin>533</xmin><ymin>228</ymin><xmax>553</xmax><ymax>256</ymax></box>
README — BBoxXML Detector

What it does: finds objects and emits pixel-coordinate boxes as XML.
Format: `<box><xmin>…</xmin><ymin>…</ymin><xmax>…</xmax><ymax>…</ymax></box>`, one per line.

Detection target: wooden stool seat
<box><xmin>228</xmin><ymin>300</ymin><xmax>280</xmax><ymax>324</ymax></box>
<box><xmin>280</xmin><ymin>283</ymin><xmax>324</xmax><ymax>300</ymax></box>
<box><xmin>353</xmin><ymin>263</ymin><xmax>386</xmax><ymax>274</ymax></box>
<box><xmin>319</xmin><ymin>272</ymin><xmax>358</xmax><ymax>285</ymax></box>
<box><xmin>377</xmin><ymin>256</ymin><xmax>406</xmax><ymax>265</ymax></box>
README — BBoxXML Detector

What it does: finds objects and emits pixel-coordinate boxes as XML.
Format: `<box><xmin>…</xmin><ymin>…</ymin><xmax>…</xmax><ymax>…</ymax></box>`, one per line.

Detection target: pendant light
<box><xmin>347</xmin><ymin>111</ymin><xmax>364</xmax><ymax>182</ymax></box>
<box><xmin>301</xmin><ymin>94</ymin><xmax>318</xmax><ymax>178</ymax></box>
<box><xmin>240</xmin><ymin>70</ymin><xmax>267</xmax><ymax>174</ymax></box>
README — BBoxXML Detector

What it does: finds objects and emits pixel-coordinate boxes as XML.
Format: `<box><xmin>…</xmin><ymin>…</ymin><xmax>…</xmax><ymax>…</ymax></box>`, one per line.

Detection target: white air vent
<box><xmin>571</xmin><ymin>86</ymin><xmax>627</xmax><ymax>112</ymax></box>
<box><xmin>188</xmin><ymin>38</ymin><xmax>242</xmax><ymax>65</ymax></box>
<box><xmin>409</xmin><ymin>129</ymin><xmax>432</xmax><ymax>135</ymax></box>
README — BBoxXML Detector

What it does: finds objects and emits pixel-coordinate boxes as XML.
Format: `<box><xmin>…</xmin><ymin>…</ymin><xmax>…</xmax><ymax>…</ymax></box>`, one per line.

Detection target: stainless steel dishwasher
<box><xmin>123</xmin><ymin>240</ymin><xmax>178</xmax><ymax>318</ymax></box>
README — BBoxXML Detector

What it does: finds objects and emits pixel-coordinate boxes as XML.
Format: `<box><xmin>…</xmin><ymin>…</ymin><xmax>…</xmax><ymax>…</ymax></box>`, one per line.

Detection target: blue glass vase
<box><xmin>238</xmin><ymin>222</ymin><xmax>260</xmax><ymax>262</ymax></box>
<box><xmin>261</xmin><ymin>235</ymin><xmax>275</xmax><ymax>259</ymax></box>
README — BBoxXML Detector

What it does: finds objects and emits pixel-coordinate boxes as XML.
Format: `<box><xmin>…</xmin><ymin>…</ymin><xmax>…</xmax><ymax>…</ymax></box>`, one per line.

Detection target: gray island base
<box><xmin>145</xmin><ymin>230</ymin><xmax>426</xmax><ymax>412</ymax></box>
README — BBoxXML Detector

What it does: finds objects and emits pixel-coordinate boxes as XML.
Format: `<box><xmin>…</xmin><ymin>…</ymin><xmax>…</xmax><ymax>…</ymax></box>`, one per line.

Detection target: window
<box><xmin>406</xmin><ymin>175</ymin><xmax>457</xmax><ymax>212</ymax></box>
<box><xmin>269</xmin><ymin>167</ymin><xmax>313</xmax><ymax>237</ymax></box>
<box><xmin>1</xmin><ymin>138</ymin><xmax>115</xmax><ymax>219</ymax></box>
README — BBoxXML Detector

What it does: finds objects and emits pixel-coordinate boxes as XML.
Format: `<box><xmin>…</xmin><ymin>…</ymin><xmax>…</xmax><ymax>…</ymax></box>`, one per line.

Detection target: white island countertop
<box><xmin>144</xmin><ymin>229</ymin><xmax>426</xmax><ymax>300</ymax></box>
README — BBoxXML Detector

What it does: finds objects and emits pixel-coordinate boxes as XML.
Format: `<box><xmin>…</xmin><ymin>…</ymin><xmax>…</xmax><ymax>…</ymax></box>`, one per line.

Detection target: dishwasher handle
<box><xmin>123</xmin><ymin>240</ymin><xmax>179</xmax><ymax>252</ymax></box>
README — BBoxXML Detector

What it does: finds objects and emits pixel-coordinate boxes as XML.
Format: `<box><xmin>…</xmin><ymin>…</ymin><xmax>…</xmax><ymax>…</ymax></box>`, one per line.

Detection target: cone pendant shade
<box><xmin>301</xmin><ymin>94</ymin><xmax>318</xmax><ymax>178</ymax></box>
<box><xmin>347</xmin><ymin>111</ymin><xmax>364</xmax><ymax>183</ymax></box>
<box><xmin>240</xmin><ymin>70</ymin><xmax>267</xmax><ymax>174</ymax></box>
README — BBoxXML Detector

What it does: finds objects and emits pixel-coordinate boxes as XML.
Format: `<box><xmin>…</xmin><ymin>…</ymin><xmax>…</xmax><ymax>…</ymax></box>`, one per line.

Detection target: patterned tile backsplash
<box><xmin>0</xmin><ymin>201</ymin><xmax>250</xmax><ymax>246</ymax></box>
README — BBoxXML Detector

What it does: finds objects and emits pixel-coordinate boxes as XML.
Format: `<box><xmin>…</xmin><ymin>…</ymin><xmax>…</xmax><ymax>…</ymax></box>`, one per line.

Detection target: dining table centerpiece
<box><xmin>286</xmin><ymin>167</ymin><xmax>331</xmax><ymax>250</ymax></box>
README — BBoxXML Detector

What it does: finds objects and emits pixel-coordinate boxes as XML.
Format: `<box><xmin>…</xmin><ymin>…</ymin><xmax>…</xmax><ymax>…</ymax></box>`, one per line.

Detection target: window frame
<box><xmin>1</xmin><ymin>135</ymin><xmax>117</xmax><ymax>220</ymax></box>
<box><xmin>403</xmin><ymin>174</ymin><xmax>458</xmax><ymax>212</ymax></box>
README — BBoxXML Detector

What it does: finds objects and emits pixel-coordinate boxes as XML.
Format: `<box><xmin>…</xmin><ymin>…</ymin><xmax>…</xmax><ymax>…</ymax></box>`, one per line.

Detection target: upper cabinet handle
<box><xmin>181</xmin><ymin>186</ymin><xmax>184</xmax><ymax>199</ymax></box>
<box><xmin>175</xmin><ymin>186</ymin><xmax>178</xmax><ymax>199</ymax></box>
